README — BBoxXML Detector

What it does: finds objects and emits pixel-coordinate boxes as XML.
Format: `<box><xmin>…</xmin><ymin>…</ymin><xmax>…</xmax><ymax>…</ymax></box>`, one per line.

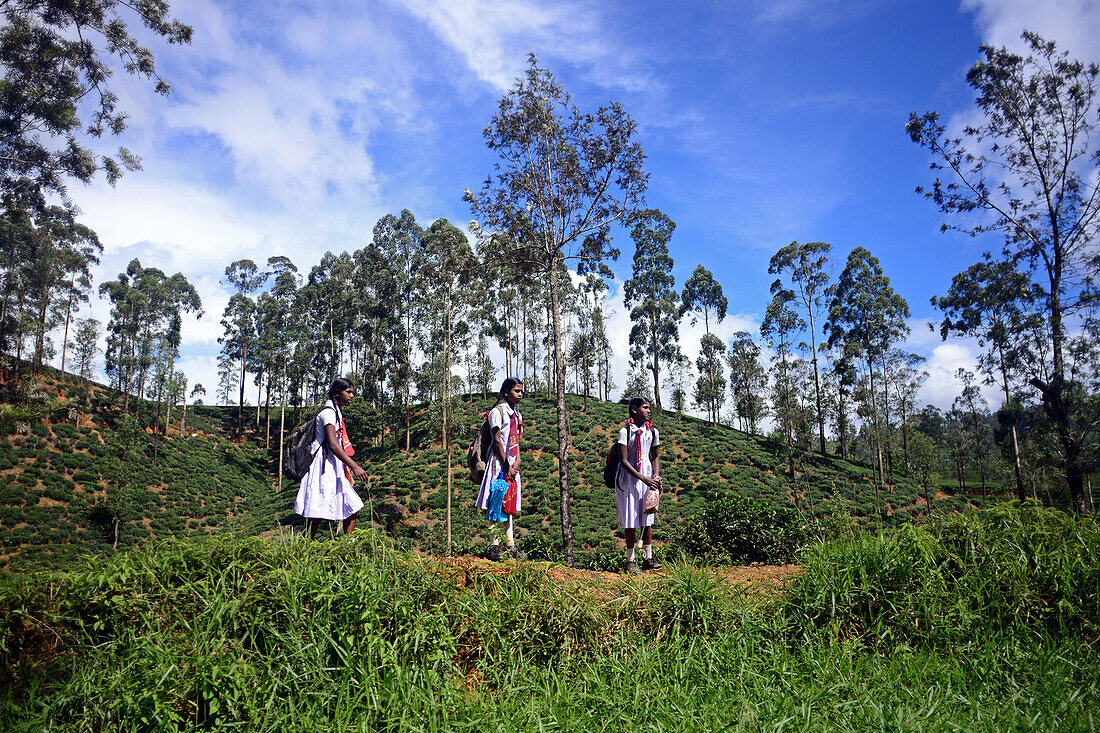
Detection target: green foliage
<box><xmin>0</xmin><ymin>516</ymin><xmax>1097</xmax><ymax>730</ymax></box>
<box><xmin>667</xmin><ymin>494</ymin><xmax>804</xmax><ymax>565</ymax></box>
<box><xmin>784</xmin><ymin>502</ymin><xmax>1100</xmax><ymax>647</ymax></box>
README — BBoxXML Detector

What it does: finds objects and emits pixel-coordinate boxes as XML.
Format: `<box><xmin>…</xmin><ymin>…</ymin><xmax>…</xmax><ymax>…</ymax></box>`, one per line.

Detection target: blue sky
<box><xmin>69</xmin><ymin>0</ymin><xmax>1100</xmax><ymax>411</ymax></box>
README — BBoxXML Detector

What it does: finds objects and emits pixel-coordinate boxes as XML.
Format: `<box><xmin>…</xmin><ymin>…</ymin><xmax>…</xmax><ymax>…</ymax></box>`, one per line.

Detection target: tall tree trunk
<box><xmin>648</xmin><ymin>315</ymin><xmax>662</xmax><ymax>410</ymax></box>
<box><xmin>264</xmin><ymin>379</ymin><xmax>272</xmax><ymax>453</ymax></box>
<box><xmin>237</xmin><ymin>343</ymin><xmax>247</xmax><ymax>432</ymax></box>
<box><xmin>548</xmin><ymin>261</ymin><xmax>576</xmax><ymax>566</ymax></box>
<box><xmin>998</xmin><ymin>346</ymin><xmax>1026</xmax><ymax>501</ymax></box>
<box><xmin>866</xmin><ymin>360</ymin><xmax>884</xmax><ymax>486</ymax></box>
<box><xmin>807</xmin><ymin>309</ymin><xmax>826</xmax><ymax>455</ymax></box>
<box><xmin>33</xmin><ymin>281</ymin><xmax>49</xmax><ymax>372</ymax></box>
<box><xmin>277</xmin><ymin>357</ymin><xmax>288</xmax><ymax>495</ymax></box>
<box><xmin>880</xmin><ymin>354</ymin><xmax>894</xmax><ymax>483</ymax></box>
<box><xmin>60</xmin><ymin>272</ymin><xmax>76</xmax><ymax>375</ymax></box>
<box><xmin>405</xmin><ymin>313</ymin><xmax>412</xmax><ymax>452</ymax></box>
<box><xmin>444</xmin><ymin>291</ymin><xmax>452</xmax><ymax>555</ymax></box>
<box><xmin>545</xmin><ymin>296</ymin><xmax>553</xmax><ymax>400</ymax></box>
<box><xmin>1033</xmin><ymin>255</ymin><xmax>1089</xmax><ymax>513</ymax></box>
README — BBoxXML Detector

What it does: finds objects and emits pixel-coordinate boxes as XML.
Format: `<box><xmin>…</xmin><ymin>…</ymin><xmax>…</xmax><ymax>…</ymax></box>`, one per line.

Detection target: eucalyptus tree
<box><xmin>220</xmin><ymin>259</ymin><xmax>268</xmax><ymax>431</ymax></box>
<box><xmin>694</xmin><ymin>335</ymin><xmax>727</xmax><ymax>424</ymax></box>
<box><xmin>0</xmin><ymin>206</ymin><xmax>101</xmax><ymax>372</ymax></box>
<box><xmin>0</xmin><ymin>214</ymin><xmax>33</xmax><ymax>360</ymax></box>
<box><xmin>574</xmin><ymin>273</ymin><xmax>612</xmax><ymax>401</ymax></box>
<box><xmin>254</xmin><ymin>256</ymin><xmax>299</xmax><ymax>450</ymax></box>
<box><xmin>909</xmin><ymin>31</ymin><xmax>1100</xmax><ymax>514</ymax></box>
<box><xmin>954</xmin><ymin>368</ymin><xmax>993</xmax><ymax>496</ymax></box>
<box><xmin>420</xmin><ymin>218</ymin><xmax>477</xmax><ymax>554</ymax></box>
<box><xmin>70</xmin><ymin>317</ymin><xmax>100</xmax><ymax>387</ymax></box>
<box><xmin>728</xmin><ymin>332</ymin><xmax>767</xmax><ymax>434</ymax></box>
<box><xmin>908</xmin><ymin>430</ymin><xmax>940</xmax><ymax>509</ymax></box>
<box><xmin>886</xmin><ymin>350</ymin><xmax>928</xmax><ymax>477</ymax></box>
<box><xmin>624</xmin><ymin>209</ymin><xmax>680</xmax><ymax>411</ymax></box>
<box><xmin>932</xmin><ymin>257</ymin><xmax>1038</xmax><ymax>499</ymax></box>
<box><xmin>576</xmin><ymin>273</ymin><xmax>610</xmax><ymax>407</ymax></box>
<box><xmin>350</xmin><ymin>243</ymin><xmax>398</xmax><ymax>415</ymax></box>
<box><xmin>26</xmin><ymin>207</ymin><xmax>101</xmax><ymax>372</ymax></box>
<box><xmin>826</xmin><ymin>343</ymin><xmax>860</xmax><ymax>460</ymax></box>
<box><xmin>680</xmin><ymin>264</ymin><xmax>727</xmax><ymax>424</ymax></box>
<box><xmin>762</xmin><ymin>289</ymin><xmax>805</xmax><ymax>478</ymax></box>
<box><xmin>664</xmin><ymin>354</ymin><xmax>692</xmax><ymax>414</ymax></box>
<box><xmin>373</xmin><ymin>211</ymin><xmax>424</xmax><ymax>450</ymax></box>
<box><xmin>0</xmin><ymin>0</ymin><xmax>191</xmax><ymax>209</ymax></box>
<box><xmin>769</xmin><ymin>241</ymin><xmax>831</xmax><ymax>454</ymax></box>
<box><xmin>100</xmin><ymin>259</ymin><xmax>201</xmax><ymax>413</ymax></box>
<box><xmin>465</xmin><ymin>54</ymin><xmax>647</xmax><ymax>565</ymax></box>
<box><xmin>824</xmin><ymin>247</ymin><xmax>910</xmax><ymax>484</ymax></box>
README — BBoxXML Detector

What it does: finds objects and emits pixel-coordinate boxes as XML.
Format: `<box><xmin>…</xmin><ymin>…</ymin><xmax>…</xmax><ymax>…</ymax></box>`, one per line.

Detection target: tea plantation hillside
<box><xmin>0</xmin><ymin>372</ymin><xmax>1001</xmax><ymax>569</ymax></box>
<box><xmin>0</xmin><ymin>372</ymin><xmax>286</xmax><ymax>569</ymax></box>
<box><xmin>342</xmin><ymin>392</ymin><xmax>999</xmax><ymax>555</ymax></box>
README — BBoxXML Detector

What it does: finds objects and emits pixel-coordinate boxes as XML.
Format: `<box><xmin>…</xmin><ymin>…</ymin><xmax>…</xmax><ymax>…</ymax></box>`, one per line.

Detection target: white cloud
<box><xmin>962</xmin><ymin>0</ymin><xmax>1100</xmax><ymax>62</ymax></box>
<box><xmin>396</xmin><ymin>0</ymin><xmax>657</xmax><ymax>93</ymax></box>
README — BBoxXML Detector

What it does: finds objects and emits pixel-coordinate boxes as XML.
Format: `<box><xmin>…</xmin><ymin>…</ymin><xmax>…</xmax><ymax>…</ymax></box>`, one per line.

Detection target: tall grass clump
<box><xmin>783</xmin><ymin>501</ymin><xmax>1100</xmax><ymax>648</ymax></box>
<box><xmin>2</xmin><ymin>508</ymin><xmax>1099</xmax><ymax>731</ymax></box>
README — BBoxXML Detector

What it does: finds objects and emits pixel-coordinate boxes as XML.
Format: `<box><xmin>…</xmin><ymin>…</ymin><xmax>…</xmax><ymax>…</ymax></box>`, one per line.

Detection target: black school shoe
<box><xmin>641</xmin><ymin>557</ymin><xmax>662</xmax><ymax>571</ymax></box>
<box><xmin>508</xmin><ymin>546</ymin><xmax>526</xmax><ymax>560</ymax></box>
<box><xmin>487</xmin><ymin>545</ymin><xmax>502</xmax><ymax>561</ymax></box>
<box><xmin>623</xmin><ymin>560</ymin><xmax>640</xmax><ymax>575</ymax></box>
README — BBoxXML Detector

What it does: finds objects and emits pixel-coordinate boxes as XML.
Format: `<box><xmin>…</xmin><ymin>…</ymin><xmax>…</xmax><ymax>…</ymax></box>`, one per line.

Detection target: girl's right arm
<box><xmin>618</xmin><ymin>442</ymin><xmax>658</xmax><ymax>488</ymax></box>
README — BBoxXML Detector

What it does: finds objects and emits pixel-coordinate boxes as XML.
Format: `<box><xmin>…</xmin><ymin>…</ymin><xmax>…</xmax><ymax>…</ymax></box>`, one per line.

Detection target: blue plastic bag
<box><xmin>484</xmin><ymin>470</ymin><xmax>509</xmax><ymax>522</ymax></box>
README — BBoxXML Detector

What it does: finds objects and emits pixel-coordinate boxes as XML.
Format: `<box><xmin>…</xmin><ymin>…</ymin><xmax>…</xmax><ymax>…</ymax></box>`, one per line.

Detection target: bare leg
<box><xmin>642</xmin><ymin>526</ymin><xmax>652</xmax><ymax>545</ymax></box>
<box><xmin>343</xmin><ymin>514</ymin><xmax>358</xmax><ymax>535</ymax></box>
<box><xmin>308</xmin><ymin>518</ymin><xmax>321</xmax><ymax>539</ymax></box>
<box><xmin>624</xmin><ymin>528</ymin><xmax>637</xmax><ymax>561</ymax></box>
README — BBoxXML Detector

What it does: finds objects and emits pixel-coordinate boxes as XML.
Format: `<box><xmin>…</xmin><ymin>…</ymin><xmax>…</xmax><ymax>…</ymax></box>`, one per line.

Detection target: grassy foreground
<box><xmin>1</xmin><ymin>503</ymin><xmax>1097</xmax><ymax>731</ymax></box>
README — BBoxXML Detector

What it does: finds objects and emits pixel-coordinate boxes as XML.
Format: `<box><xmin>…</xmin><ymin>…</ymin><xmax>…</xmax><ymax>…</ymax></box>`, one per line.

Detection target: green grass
<box><xmin>1</xmin><ymin>504</ymin><xmax>1096</xmax><ymax>730</ymax></box>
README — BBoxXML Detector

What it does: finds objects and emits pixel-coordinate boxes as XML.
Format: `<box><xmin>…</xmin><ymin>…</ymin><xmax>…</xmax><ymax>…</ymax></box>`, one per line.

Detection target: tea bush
<box><xmin>667</xmin><ymin>494</ymin><xmax>805</xmax><ymax>564</ymax></box>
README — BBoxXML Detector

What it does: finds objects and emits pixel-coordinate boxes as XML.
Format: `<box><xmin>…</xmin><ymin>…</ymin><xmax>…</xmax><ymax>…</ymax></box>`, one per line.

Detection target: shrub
<box><xmin>666</xmin><ymin>494</ymin><xmax>804</xmax><ymax>564</ymax></box>
<box><xmin>782</xmin><ymin>501</ymin><xmax>1100</xmax><ymax>647</ymax></box>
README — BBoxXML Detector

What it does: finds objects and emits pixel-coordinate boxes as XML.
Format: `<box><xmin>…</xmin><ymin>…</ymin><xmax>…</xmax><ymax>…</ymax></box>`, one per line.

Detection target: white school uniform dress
<box><xmin>615</xmin><ymin>422</ymin><xmax>660</xmax><ymax>528</ymax></box>
<box><xmin>293</xmin><ymin>401</ymin><xmax>364</xmax><ymax>521</ymax></box>
<box><xmin>474</xmin><ymin>402</ymin><xmax>523</xmax><ymax>514</ymax></box>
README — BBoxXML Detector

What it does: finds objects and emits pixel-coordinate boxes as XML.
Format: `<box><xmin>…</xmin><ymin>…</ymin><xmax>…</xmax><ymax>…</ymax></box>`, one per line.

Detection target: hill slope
<box><xmin>0</xmin><ymin>373</ymin><xmax>998</xmax><ymax>568</ymax></box>
<box><xmin>341</xmin><ymin>392</ymin><xmax>994</xmax><ymax>555</ymax></box>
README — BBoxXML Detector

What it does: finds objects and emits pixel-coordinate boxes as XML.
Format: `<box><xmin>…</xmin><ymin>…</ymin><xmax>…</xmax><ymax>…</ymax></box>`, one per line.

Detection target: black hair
<box><xmin>499</xmin><ymin>377</ymin><xmax>524</xmax><ymax>399</ymax></box>
<box><xmin>328</xmin><ymin>377</ymin><xmax>354</xmax><ymax>401</ymax></box>
<box><xmin>628</xmin><ymin>396</ymin><xmax>650</xmax><ymax>415</ymax></box>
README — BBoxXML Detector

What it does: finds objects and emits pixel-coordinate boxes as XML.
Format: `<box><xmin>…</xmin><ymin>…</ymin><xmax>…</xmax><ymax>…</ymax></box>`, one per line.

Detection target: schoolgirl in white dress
<box><xmin>615</xmin><ymin>396</ymin><xmax>663</xmax><ymax>573</ymax></box>
<box><xmin>294</xmin><ymin>378</ymin><xmax>368</xmax><ymax>538</ymax></box>
<box><xmin>475</xmin><ymin>377</ymin><xmax>524</xmax><ymax>560</ymax></box>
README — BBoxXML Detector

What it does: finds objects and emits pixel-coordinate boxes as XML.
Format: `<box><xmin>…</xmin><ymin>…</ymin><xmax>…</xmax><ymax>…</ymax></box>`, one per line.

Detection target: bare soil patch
<box><xmin>425</xmin><ymin>554</ymin><xmax>800</xmax><ymax>598</ymax></box>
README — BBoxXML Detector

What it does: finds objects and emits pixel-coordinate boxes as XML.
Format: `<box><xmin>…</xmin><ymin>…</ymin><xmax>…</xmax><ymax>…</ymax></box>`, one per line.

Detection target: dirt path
<box><xmin>425</xmin><ymin>554</ymin><xmax>801</xmax><ymax>598</ymax></box>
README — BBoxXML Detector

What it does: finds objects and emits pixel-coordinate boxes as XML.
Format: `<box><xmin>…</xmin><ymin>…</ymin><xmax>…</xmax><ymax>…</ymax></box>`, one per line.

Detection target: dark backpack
<box><xmin>467</xmin><ymin>405</ymin><xmax>504</xmax><ymax>485</ymax></box>
<box><xmin>603</xmin><ymin>442</ymin><xmax>621</xmax><ymax>488</ymax></box>
<box><xmin>283</xmin><ymin>405</ymin><xmax>336</xmax><ymax>481</ymax></box>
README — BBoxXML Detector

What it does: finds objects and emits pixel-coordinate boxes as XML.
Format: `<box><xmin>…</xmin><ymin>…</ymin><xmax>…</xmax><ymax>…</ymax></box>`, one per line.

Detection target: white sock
<box><xmin>626</xmin><ymin>547</ymin><xmax>636</xmax><ymax>562</ymax></box>
<box><xmin>644</xmin><ymin>544</ymin><xmax>653</xmax><ymax>560</ymax></box>
<box><xmin>505</xmin><ymin>520</ymin><xmax>514</xmax><ymax>547</ymax></box>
